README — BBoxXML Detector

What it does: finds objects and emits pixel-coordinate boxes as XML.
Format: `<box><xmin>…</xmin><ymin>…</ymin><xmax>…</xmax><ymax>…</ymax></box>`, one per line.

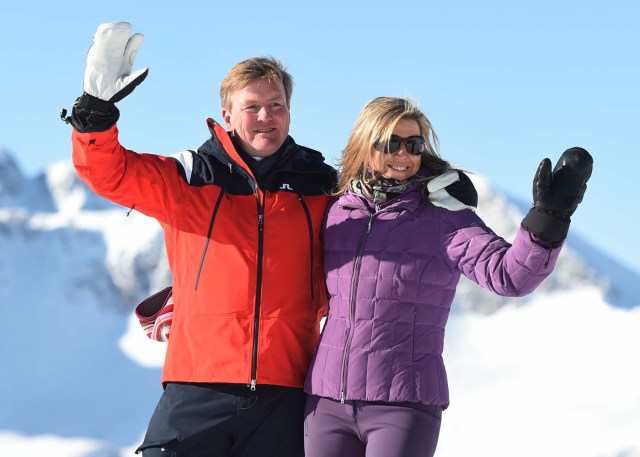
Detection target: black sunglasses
<box><xmin>376</xmin><ymin>135</ymin><xmax>426</xmax><ymax>156</ymax></box>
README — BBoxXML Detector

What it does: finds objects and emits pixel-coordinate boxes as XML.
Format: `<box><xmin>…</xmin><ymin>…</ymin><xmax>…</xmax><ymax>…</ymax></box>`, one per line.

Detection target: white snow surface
<box><xmin>0</xmin><ymin>157</ymin><xmax>638</xmax><ymax>456</ymax></box>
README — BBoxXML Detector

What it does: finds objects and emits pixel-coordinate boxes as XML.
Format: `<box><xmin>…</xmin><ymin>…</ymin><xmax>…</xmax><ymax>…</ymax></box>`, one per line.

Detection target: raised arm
<box><xmin>63</xmin><ymin>22</ymin><xmax>182</xmax><ymax>222</ymax></box>
<box><xmin>446</xmin><ymin>147</ymin><xmax>593</xmax><ymax>296</ymax></box>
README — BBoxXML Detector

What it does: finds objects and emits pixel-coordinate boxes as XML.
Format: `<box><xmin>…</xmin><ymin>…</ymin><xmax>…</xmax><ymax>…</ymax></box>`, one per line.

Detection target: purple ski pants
<box><xmin>304</xmin><ymin>394</ymin><xmax>442</xmax><ymax>457</ymax></box>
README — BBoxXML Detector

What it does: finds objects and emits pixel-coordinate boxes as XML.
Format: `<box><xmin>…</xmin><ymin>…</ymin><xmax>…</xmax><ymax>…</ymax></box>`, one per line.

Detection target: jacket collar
<box><xmin>340</xmin><ymin>182</ymin><xmax>423</xmax><ymax>213</ymax></box>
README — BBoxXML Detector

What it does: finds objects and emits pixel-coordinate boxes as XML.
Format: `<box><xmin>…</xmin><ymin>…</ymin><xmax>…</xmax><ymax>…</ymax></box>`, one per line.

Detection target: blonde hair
<box><xmin>335</xmin><ymin>97</ymin><xmax>450</xmax><ymax>196</ymax></box>
<box><xmin>220</xmin><ymin>56</ymin><xmax>294</xmax><ymax>110</ymax></box>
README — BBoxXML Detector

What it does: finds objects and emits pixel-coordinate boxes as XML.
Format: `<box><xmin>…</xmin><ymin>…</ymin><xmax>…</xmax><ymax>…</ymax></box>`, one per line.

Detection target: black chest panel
<box><xmin>181</xmin><ymin>135</ymin><xmax>336</xmax><ymax>197</ymax></box>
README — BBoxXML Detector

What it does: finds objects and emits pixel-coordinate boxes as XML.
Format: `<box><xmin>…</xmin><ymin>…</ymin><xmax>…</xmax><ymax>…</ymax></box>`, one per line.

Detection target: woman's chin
<box><xmin>382</xmin><ymin>171</ymin><xmax>415</xmax><ymax>182</ymax></box>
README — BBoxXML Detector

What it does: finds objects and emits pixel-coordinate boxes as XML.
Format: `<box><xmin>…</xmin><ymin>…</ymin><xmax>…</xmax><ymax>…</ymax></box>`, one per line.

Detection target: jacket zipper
<box><xmin>297</xmin><ymin>195</ymin><xmax>315</xmax><ymax>299</ymax></box>
<box><xmin>339</xmin><ymin>209</ymin><xmax>375</xmax><ymax>403</ymax></box>
<box><xmin>199</xmin><ymin>152</ymin><xmax>331</xmax><ymax>390</ymax></box>
<box><xmin>249</xmin><ymin>190</ymin><xmax>267</xmax><ymax>391</ymax></box>
<box><xmin>194</xmin><ymin>190</ymin><xmax>226</xmax><ymax>290</ymax></box>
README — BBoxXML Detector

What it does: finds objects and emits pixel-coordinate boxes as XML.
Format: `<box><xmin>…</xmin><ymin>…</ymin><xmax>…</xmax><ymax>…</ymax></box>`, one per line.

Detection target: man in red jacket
<box><xmin>65</xmin><ymin>22</ymin><xmax>336</xmax><ymax>456</ymax></box>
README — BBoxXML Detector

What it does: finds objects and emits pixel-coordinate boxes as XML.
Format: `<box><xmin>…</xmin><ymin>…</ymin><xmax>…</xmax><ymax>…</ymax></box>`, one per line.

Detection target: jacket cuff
<box><xmin>70</xmin><ymin>93</ymin><xmax>120</xmax><ymax>133</ymax></box>
<box><xmin>521</xmin><ymin>208</ymin><xmax>570</xmax><ymax>243</ymax></box>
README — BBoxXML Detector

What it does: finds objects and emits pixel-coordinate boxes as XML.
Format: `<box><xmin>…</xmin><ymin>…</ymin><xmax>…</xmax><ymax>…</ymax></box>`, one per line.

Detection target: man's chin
<box><xmin>250</xmin><ymin>140</ymin><xmax>283</xmax><ymax>157</ymax></box>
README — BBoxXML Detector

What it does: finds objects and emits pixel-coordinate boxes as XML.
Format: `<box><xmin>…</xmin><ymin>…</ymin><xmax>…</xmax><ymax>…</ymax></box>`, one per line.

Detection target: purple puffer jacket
<box><xmin>304</xmin><ymin>185</ymin><xmax>562</xmax><ymax>408</ymax></box>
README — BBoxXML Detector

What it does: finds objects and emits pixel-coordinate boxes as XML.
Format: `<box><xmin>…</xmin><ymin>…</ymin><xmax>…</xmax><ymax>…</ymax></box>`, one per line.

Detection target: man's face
<box><xmin>222</xmin><ymin>78</ymin><xmax>290</xmax><ymax>158</ymax></box>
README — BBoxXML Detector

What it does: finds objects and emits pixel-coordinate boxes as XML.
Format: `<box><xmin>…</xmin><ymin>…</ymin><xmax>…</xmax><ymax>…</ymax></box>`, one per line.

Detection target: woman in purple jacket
<box><xmin>303</xmin><ymin>96</ymin><xmax>592</xmax><ymax>457</ymax></box>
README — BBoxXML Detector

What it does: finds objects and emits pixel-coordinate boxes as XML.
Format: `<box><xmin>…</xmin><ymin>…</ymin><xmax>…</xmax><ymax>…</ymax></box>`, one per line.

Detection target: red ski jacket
<box><xmin>72</xmin><ymin>119</ymin><xmax>336</xmax><ymax>388</ymax></box>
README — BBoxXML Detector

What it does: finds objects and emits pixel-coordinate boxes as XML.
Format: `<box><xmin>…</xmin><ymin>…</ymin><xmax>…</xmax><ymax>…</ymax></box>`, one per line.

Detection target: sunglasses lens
<box><xmin>387</xmin><ymin>138</ymin><xmax>401</xmax><ymax>154</ymax></box>
<box><xmin>380</xmin><ymin>136</ymin><xmax>425</xmax><ymax>155</ymax></box>
<box><xmin>406</xmin><ymin>139</ymin><xmax>425</xmax><ymax>155</ymax></box>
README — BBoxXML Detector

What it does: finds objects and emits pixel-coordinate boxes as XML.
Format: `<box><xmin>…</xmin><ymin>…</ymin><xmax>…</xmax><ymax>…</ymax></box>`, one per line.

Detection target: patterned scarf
<box><xmin>351</xmin><ymin>170</ymin><xmax>420</xmax><ymax>205</ymax></box>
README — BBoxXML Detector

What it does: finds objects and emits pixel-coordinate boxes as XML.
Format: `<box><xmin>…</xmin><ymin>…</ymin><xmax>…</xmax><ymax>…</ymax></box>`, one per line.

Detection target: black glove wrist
<box><xmin>76</xmin><ymin>92</ymin><xmax>116</xmax><ymax>114</ymax></box>
<box><xmin>69</xmin><ymin>94</ymin><xmax>120</xmax><ymax>133</ymax></box>
<box><xmin>522</xmin><ymin>208</ymin><xmax>570</xmax><ymax>243</ymax></box>
<box><xmin>530</xmin><ymin>205</ymin><xmax>571</xmax><ymax>222</ymax></box>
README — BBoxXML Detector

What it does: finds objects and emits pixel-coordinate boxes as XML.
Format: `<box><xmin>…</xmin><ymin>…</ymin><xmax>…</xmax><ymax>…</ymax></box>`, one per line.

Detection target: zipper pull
<box><xmin>249</xmin><ymin>379</ymin><xmax>257</xmax><ymax>391</ymax></box>
<box><xmin>228</xmin><ymin>163</ymin><xmax>233</xmax><ymax>173</ymax></box>
<box><xmin>340</xmin><ymin>390</ymin><xmax>346</xmax><ymax>404</ymax></box>
<box><xmin>366</xmin><ymin>214</ymin><xmax>373</xmax><ymax>233</ymax></box>
<box><xmin>258</xmin><ymin>214</ymin><xmax>264</xmax><ymax>231</ymax></box>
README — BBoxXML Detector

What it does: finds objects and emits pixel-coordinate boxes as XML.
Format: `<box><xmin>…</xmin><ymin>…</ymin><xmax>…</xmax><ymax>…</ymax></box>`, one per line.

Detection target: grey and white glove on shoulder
<box><xmin>427</xmin><ymin>170</ymin><xmax>478</xmax><ymax>211</ymax></box>
<box><xmin>63</xmin><ymin>22</ymin><xmax>148</xmax><ymax>132</ymax></box>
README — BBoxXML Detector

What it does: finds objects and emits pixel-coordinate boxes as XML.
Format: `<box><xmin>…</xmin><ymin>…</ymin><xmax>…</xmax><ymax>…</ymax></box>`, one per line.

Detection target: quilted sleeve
<box><xmin>442</xmin><ymin>210</ymin><xmax>563</xmax><ymax>297</ymax></box>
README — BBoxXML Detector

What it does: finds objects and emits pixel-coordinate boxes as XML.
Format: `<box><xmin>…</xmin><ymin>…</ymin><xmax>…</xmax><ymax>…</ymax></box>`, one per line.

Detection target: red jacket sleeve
<box><xmin>72</xmin><ymin>125</ymin><xmax>183</xmax><ymax>223</ymax></box>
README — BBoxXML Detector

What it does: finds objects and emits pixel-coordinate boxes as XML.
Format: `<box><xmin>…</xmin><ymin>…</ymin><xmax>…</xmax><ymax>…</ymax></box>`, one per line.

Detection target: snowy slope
<box><xmin>0</xmin><ymin>152</ymin><xmax>169</xmax><ymax>454</ymax></box>
<box><xmin>0</xmin><ymin>151</ymin><xmax>638</xmax><ymax>457</ymax></box>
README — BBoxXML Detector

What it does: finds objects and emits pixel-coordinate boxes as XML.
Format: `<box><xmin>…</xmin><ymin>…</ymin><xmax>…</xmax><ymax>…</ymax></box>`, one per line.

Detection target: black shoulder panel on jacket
<box><xmin>264</xmin><ymin>144</ymin><xmax>337</xmax><ymax>195</ymax></box>
<box><xmin>176</xmin><ymin>131</ymin><xmax>337</xmax><ymax>197</ymax></box>
<box><xmin>185</xmin><ymin>135</ymin><xmax>256</xmax><ymax>195</ymax></box>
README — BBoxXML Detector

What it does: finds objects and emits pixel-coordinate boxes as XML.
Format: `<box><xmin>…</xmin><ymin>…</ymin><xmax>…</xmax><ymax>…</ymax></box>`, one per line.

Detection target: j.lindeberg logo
<box><xmin>279</xmin><ymin>183</ymin><xmax>294</xmax><ymax>191</ymax></box>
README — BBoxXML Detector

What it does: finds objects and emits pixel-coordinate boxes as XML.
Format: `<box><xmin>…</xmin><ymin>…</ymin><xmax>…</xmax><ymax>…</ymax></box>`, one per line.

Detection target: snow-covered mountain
<box><xmin>1</xmin><ymin>148</ymin><xmax>638</xmax><ymax>457</ymax></box>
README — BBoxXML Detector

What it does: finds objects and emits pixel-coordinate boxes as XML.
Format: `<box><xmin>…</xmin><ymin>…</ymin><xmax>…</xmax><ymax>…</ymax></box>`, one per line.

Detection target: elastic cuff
<box><xmin>70</xmin><ymin>95</ymin><xmax>120</xmax><ymax>133</ymax></box>
<box><xmin>76</xmin><ymin>93</ymin><xmax>116</xmax><ymax>114</ymax></box>
<box><xmin>521</xmin><ymin>208</ymin><xmax>570</xmax><ymax>243</ymax></box>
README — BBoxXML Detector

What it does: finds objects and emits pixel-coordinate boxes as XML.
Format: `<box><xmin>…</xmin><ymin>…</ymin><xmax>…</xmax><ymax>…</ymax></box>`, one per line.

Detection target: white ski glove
<box><xmin>83</xmin><ymin>22</ymin><xmax>148</xmax><ymax>103</ymax></box>
<box><xmin>427</xmin><ymin>170</ymin><xmax>477</xmax><ymax>211</ymax></box>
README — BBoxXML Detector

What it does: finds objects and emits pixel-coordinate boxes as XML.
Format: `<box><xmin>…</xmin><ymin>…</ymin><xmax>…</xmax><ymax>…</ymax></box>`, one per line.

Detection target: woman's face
<box><xmin>370</xmin><ymin>118</ymin><xmax>423</xmax><ymax>181</ymax></box>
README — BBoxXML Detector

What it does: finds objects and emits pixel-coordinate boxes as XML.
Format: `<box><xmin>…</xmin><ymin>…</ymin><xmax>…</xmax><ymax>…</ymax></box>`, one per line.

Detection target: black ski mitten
<box><xmin>522</xmin><ymin>147</ymin><xmax>593</xmax><ymax>242</ymax></box>
<box><xmin>62</xmin><ymin>22</ymin><xmax>149</xmax><ymax>132</ymax></box>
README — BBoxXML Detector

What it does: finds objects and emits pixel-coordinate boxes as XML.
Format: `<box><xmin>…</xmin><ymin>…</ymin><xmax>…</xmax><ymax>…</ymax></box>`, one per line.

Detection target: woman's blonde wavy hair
<box><xmin>334</xmin><ymin>97</ymin><xmax>451</xmax><ymax>196</ymax></box>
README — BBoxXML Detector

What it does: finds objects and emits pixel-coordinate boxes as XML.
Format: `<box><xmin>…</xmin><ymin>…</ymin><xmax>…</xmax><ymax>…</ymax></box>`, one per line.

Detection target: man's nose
<box><xmin>257</xmin><ymin>106</ymin><xmax>273</xmax><ymax>121</ymax></box>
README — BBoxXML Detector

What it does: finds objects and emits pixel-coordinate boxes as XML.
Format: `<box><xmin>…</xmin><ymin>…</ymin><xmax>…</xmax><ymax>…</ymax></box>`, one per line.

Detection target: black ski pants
<box><xmin>136</xmin><ymin>382</ymin><xmax>305</xmax><ymax>457</ymax></box>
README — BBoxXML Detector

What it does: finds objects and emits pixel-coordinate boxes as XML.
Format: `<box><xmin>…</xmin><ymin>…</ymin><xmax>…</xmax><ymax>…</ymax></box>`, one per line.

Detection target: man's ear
<box><xmin>221</xmin><ymin>108</ymin><xmax>232</xmax><ymax>130</ymax></box>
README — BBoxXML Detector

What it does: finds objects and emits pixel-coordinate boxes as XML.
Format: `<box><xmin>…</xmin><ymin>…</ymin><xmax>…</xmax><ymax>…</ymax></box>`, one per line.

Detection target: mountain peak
<box><xmin>0</xmin><ymin>148</ymin><xmax>23</xmax><ymax>198</ymax></box>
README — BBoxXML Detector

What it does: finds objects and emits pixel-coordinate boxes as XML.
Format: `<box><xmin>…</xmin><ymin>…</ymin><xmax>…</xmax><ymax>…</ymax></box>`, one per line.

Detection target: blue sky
<box><xmin>1</xmin><ymin>0</ymin><xmax>638</xmax><ymax>274</ymax></box>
